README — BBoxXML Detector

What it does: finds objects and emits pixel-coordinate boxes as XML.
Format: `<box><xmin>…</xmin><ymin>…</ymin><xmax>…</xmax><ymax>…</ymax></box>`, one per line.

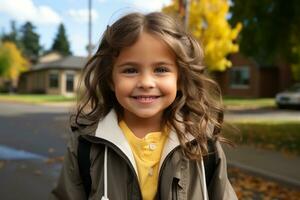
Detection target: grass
<box><xmin>223</xmin><ymin>97</ymin><xmax>276</xmax><ymax>109</ymax></box>
<box><xmin>223</xmin><ymin>120</ymin><xmax>300</xmax><ymax>155</ymax></box>
<box><xmin>0</xmin><ymin>93</ymin><xmax>76</xmax><ymax>104</ymax></box>
<box><xmin>0</xmin><ymin>93</ymin><xmax>276</xmax><ymax>109</ymax></box>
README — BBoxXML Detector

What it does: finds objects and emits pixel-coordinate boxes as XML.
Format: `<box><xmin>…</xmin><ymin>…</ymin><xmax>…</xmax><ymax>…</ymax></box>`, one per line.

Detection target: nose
<box><xmin>137</xmin><ymin>73</ymin><xmax>155</xmax><ymax>89</ymax></box>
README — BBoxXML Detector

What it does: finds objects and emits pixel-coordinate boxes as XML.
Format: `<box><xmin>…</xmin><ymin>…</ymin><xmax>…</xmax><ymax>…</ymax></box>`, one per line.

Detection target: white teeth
<box><xmin>132</xmin><ymin>96</ymin><xmax>159</xmax><ymax>100</ymax></box>
<box><xmin>135</xmin><ymin>96</ymin><xmax>156</xmax><ymax>99</ymax></box>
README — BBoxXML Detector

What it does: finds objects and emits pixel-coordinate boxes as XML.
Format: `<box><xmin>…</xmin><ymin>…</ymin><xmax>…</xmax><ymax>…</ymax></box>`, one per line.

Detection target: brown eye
<box><xmin>122</xmin><ymin>68</ymin><xmax>138</xmax><ymax>74</ymax></box>
<box><xmin>155</xmin><ymin>66</ymin><xmax>169</xmax><ymax>73</ymax></box>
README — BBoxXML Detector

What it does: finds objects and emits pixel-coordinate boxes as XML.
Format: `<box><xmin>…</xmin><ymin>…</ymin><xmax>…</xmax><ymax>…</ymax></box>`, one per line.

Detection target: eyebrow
<box><xmin>115</xmin><ymin>62</ymin><xmax>138</xmax><ymax>68</ymax></box>
<box><xmin>115</xmin><ymin>61</ymin><xmax>175</xmax><ymax>68</ymax></box>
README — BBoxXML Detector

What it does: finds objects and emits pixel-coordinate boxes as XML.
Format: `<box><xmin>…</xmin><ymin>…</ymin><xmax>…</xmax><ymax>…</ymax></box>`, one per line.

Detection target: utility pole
<box><xmin>88</xmin><ymin>0</ymin><xmax>92</xmax><ymax>57</ymax></box>
<box><xmin>179</xmin><ymin>0</ymin><xmax>190</xmax><ymax>30</ymax></box>
<box><xmin>184</xmin><ymin>0</ymin><xmax>190</xmax><ymax>30</ymax></box>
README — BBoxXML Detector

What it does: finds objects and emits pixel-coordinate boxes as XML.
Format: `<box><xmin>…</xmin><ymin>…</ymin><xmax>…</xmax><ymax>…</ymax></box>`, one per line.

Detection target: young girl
<box><xmin>50</xmin><ymin>12</ymin><xmax>237</xmax><ymax>200</ymax></box>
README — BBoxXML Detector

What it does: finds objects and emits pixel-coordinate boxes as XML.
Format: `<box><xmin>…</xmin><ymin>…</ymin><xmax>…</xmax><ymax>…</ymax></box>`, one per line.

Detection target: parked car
<box><xmin>275</xmin><ymin>83</ymin><xmax>300</xmax><ymax>109</ymax></box>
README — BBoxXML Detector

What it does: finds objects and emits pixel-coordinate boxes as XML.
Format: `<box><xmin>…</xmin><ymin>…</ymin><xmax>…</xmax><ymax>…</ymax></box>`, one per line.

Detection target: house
<box><xmin>18</xmin><ymin>53</ymin><xmax>87</xmax><ymax>96</ymax></box>
<box><xmin>213</xmin><ymin>53</ymin><xmax>293</xmax><ymax>98</ymax></box>
<box><xmin>18</xmin><ymin>51</ymin><xmax>293</xmax><ymax>98</ymax></box>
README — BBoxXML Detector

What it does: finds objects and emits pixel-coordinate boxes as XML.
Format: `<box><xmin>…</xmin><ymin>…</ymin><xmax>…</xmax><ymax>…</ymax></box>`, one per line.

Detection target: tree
<box><xmin>163</xmin><ymin>0</ymin><xmax>242</xmax><ymax>71</ymax></box>
<box><xmin>0</xmin><ymin>41</ymin><xmax>29</xmax><ymax>88</ymax></box>
<box><xmin>50</xmin><ymin>23</ymin><xmax>72</xmax><ymax>55</ymax></box>
<box><xmin>20</xmin><ymin>22</ymin><xmax>42</xmax><ymax>63</ymax></box>
<box><xmin>230</xmin><ymin>0</ymin><xmax>300</xmax><ymax>81</ymax></box>
<box><xmin>1</xmin><ymin>21</ymin><xmax>22</xmax><ymax>48</ymax></box>
<box><xmin>0</xmin><ymin>42</ymin><xmax>11</xmax><ymax>76</ymax></box>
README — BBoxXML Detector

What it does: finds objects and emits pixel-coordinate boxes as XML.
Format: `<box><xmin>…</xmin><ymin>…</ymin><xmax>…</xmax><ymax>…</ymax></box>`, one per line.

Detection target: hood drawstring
<box><xmin>99</xmin><ymin>142</ymin><xmax>207</xmax><ymax>200</ymax></box>
<box><xmin>101</xmin><ymin>146</ymin><xmax>109</xmax><ymax>200</ymax></box>
<box><xmin>201</xmin><ymin>158</ymin><xmax>209</xmax><ymax>200</ymax></box>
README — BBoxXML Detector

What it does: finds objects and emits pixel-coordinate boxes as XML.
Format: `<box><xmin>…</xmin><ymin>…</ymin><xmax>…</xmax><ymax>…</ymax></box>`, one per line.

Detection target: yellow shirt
<box><xmin>119</xmin><ymin>121</ymin><xmax>168</xmax><ymax>200</ymax></box>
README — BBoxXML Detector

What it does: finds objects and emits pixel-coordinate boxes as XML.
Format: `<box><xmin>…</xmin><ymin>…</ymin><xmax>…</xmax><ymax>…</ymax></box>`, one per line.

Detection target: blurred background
<box><xmin>0</xmin><ymin>0</ymin><xmax>300</xmax><ymax>199</ymax></box>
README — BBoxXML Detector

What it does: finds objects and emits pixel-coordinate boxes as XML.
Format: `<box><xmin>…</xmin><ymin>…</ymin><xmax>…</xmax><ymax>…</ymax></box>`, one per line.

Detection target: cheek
<box><xmin>160</xmin><ymin>77</ymin><xmax>178</xmax><ymax>95</ymax></box>
<box><xmin>113</xmin><ymin>80</ymin><xmax>134</xmax><ymax>98</ymax></box>
<box><xmin>114</xmin><ymin>83</ymin><xmax>126</xmax><ymax>96</ymax></box>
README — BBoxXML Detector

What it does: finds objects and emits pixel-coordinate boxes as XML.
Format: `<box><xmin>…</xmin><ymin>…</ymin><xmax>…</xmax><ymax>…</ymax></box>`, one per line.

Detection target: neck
<box><xmin>122</xmin><ymin>113</ymin><xmax>163</xmax><ymax>138</ymax></box>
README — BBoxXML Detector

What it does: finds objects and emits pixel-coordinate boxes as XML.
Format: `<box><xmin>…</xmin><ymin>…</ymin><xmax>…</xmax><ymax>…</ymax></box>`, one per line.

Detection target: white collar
<box><xmin>95</xmin><ymin>110</ymin><xmax>138</xmax><ymax>176</ymax></box>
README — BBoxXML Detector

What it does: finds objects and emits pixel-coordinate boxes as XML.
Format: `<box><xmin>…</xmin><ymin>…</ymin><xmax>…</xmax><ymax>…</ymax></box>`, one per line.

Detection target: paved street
<box><xmin>0</xmin><ymin>102</ymin><xmax>72</xmax><ymax>200</ymax></box>
<box><xmin>0</xmin><ymin>101</ymin><xmax>299</xmax><ymax>199</ymax></box>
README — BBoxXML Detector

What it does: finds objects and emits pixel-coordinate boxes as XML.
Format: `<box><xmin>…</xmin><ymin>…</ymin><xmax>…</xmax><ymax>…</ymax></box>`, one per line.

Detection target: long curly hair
<box><xmin>74</xmin><ymin>12</ymin><xmax>226</xmax><ymax>159</ymax></box>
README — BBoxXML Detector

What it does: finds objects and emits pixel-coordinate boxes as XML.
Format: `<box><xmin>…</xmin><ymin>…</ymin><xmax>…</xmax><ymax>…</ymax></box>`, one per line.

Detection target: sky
<box><xmin>0</xmin><ymin>0</ymin><xmax>172</xmax><ymax>56</ymax></box>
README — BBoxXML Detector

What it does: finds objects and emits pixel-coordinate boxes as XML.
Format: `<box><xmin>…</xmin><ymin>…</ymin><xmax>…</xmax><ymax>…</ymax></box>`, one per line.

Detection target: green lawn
<box><xmin>223</xmin><ymin>97</ymin><xmax>276</xmax><ymax>109</ymax></box>
<box><xmin>0</xmin><ymin>93</ymin><xmax>76</xmax><ymax>103</ymax></box>
<box><xmin>0</xmin><ymin>94</ymin><xmax>275</xmax><ymax>108</ymax></box>
<box><xmin>223</xmin><ymin>120</ymin><xmax>300</xmax><ymax>155</ymax></box>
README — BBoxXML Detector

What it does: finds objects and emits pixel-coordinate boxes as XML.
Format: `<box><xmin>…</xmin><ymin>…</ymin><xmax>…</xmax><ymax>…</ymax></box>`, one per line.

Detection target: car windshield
<box><xmin>287</xmin><ymin>84</ymin><xmax>300</xmax><ymax>92</ymax></box>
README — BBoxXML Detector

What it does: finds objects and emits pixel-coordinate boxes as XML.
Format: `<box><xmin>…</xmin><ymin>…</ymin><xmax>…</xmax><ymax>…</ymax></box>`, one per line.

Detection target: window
<box><xmin>49</xmin><ymin>71</ymin><xmax>59</xmax><ymax>88</ymax></box>
<box><xmin>66</xmin><ymin>73</ymin><xmax>74</xmax><ymax>92</ymax></box>
<box><xmin>229</xmin><ymin>67</ymin><xmax>250</xmax><ymax>89</ymax></box>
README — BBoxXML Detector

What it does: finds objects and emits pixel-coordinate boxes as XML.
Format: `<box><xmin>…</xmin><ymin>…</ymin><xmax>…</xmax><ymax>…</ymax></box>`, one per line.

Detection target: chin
<box><xmin>135</xmin><ymin>113</ymin><xmax>158</xmax><ymax>119</ymax></box>
<box><xmin>133</xmin><ymin>111</ymin><xmax>162</xmax><ymax>119</ymax></box>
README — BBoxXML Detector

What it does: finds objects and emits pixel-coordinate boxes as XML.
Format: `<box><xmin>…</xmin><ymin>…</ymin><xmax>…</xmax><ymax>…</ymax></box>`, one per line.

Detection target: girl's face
<box><xmin>112</xmin><ymin>32</ymin><xmax>178</xmax><ymax>124</ymax></box>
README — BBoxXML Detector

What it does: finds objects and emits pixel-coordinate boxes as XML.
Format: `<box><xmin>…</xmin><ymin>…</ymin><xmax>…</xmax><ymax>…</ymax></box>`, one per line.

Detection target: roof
<box><xmin>38</xmin><ymin>52</ymin><xmax>62</xmax><ymax>63</ymax></box>
<box><xmin>30</xmin><ymin>55</ymin><xmax>87</xmax><ymax>71</ymax></box>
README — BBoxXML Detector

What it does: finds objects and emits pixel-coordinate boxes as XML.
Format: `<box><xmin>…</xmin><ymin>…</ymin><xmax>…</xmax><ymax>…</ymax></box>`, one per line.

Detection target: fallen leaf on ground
<box><xmin>228</xmin><ymin>167</ymin><xmax>300</xmax><ymax>200</ymax></box>
<box><xmin>34</xmin><ymin>170</ymin><xmax>42</xmax><ymax>176</ymax></box>
<box><xmin>48</xmin><ymin>148</ymin><xmax>55</xmax><ymax>153</ymax></box>
<box><xmin>0</xmin><ymin>161</ymin><xmax>5</xmax><ymax>169</ymax></box>
<box><xmin>45</xmin><ymin>156</ymin><xmax>64</xmax><ymax>164</ymax></box>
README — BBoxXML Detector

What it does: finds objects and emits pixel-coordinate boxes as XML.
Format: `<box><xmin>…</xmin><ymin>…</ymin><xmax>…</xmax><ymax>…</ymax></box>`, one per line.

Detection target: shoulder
<box><xmin>208</xmin><ymin>140</ymin><xmax>238</xmax><ymax>199</ymax></box>
<box><xmin>214</xmin><ymin>140</ymin><xmax>227</xmax><ymax>161</ymax></box>
<box><xmin>204</xmin><ymin>138</ymin><xmax>229</xmax><ymax>167</ymax></box>
<box><xmin>64</xmin><ymin>116</ymin><xmax>97</xmax><ymax>156</ymax></box>
<box><xmin>69</xmin><ymin>114</ymin><xmax>99</xmax><ymax>136</ymax></box>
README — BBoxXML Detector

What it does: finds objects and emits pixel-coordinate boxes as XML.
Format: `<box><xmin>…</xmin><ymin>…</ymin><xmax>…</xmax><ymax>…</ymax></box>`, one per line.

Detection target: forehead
<box><xmin>114</xmin><ymin>31</ymin><xmax>176</xmax><ymax>65</ymax></box>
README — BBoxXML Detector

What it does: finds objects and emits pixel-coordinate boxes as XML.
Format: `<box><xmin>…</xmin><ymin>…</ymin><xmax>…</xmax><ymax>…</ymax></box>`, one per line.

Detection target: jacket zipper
<box><xmin>172</xmin><ymin>178</ymin><xmax>179</xmax><ymax>200</ymax></box>
<box><xmin>157</xmin><ymin>146</ymin><xmax>181</xmax><ymax>199</ymax></box>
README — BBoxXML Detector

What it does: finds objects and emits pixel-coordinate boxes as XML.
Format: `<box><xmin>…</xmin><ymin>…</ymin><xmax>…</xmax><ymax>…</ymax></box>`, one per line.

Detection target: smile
<box><xmin>131</xmin><ymin>95</ymin><xmax>160</xmax><ymax>103</ymax></box>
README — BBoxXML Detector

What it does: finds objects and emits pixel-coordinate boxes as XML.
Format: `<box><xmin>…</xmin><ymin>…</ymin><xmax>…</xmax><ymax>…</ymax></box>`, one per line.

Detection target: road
<box><xmin>0</xmin><ymin>102</ymin><xmax>72</xmax><ymax>200</ymax></box>
<box><xmin>0</xmin><ymin>102</ymin><xmax>299</xmax><ymax>199</ymax></box>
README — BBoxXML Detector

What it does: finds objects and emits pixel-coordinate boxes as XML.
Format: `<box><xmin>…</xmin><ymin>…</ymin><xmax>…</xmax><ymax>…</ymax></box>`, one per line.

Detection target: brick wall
<box><xmin>213</xmin><ymin>54</ymin><xmax>280</xmax><ymax>98</ymax></box>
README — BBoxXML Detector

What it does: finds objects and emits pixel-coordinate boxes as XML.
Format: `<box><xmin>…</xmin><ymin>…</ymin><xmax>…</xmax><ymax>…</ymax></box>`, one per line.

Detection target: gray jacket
<box><xmin>50</xmin><ymin>110</ymin><xmax>237</xmax><ymax>200</ymax></box>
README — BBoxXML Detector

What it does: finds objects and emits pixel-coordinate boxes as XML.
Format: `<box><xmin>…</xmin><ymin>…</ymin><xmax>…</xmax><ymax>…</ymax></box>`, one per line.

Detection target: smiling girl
<box><xmin>50</xmin><ymin>12</ymin><xmax>237</xmax><ymax>200</ymax></box>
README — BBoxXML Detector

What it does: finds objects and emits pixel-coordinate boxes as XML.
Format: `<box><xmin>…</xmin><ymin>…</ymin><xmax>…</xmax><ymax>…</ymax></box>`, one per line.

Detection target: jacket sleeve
<box><xmin>49</xmin><ymin>131</ymin><xmax>86</xmax><ymax>200</ymax></box>
<box><xmin>208</xmin><ymin>141</ymin><xmax>238</xmax><ymax>200</ymax></box>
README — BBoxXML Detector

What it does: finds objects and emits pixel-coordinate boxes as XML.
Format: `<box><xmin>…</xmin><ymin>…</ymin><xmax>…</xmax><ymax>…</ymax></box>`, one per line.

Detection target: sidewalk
<box><xmin>223</xmin><ymin>144</ymin><xmax>300</xmax><ymax>188</ymax></box>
